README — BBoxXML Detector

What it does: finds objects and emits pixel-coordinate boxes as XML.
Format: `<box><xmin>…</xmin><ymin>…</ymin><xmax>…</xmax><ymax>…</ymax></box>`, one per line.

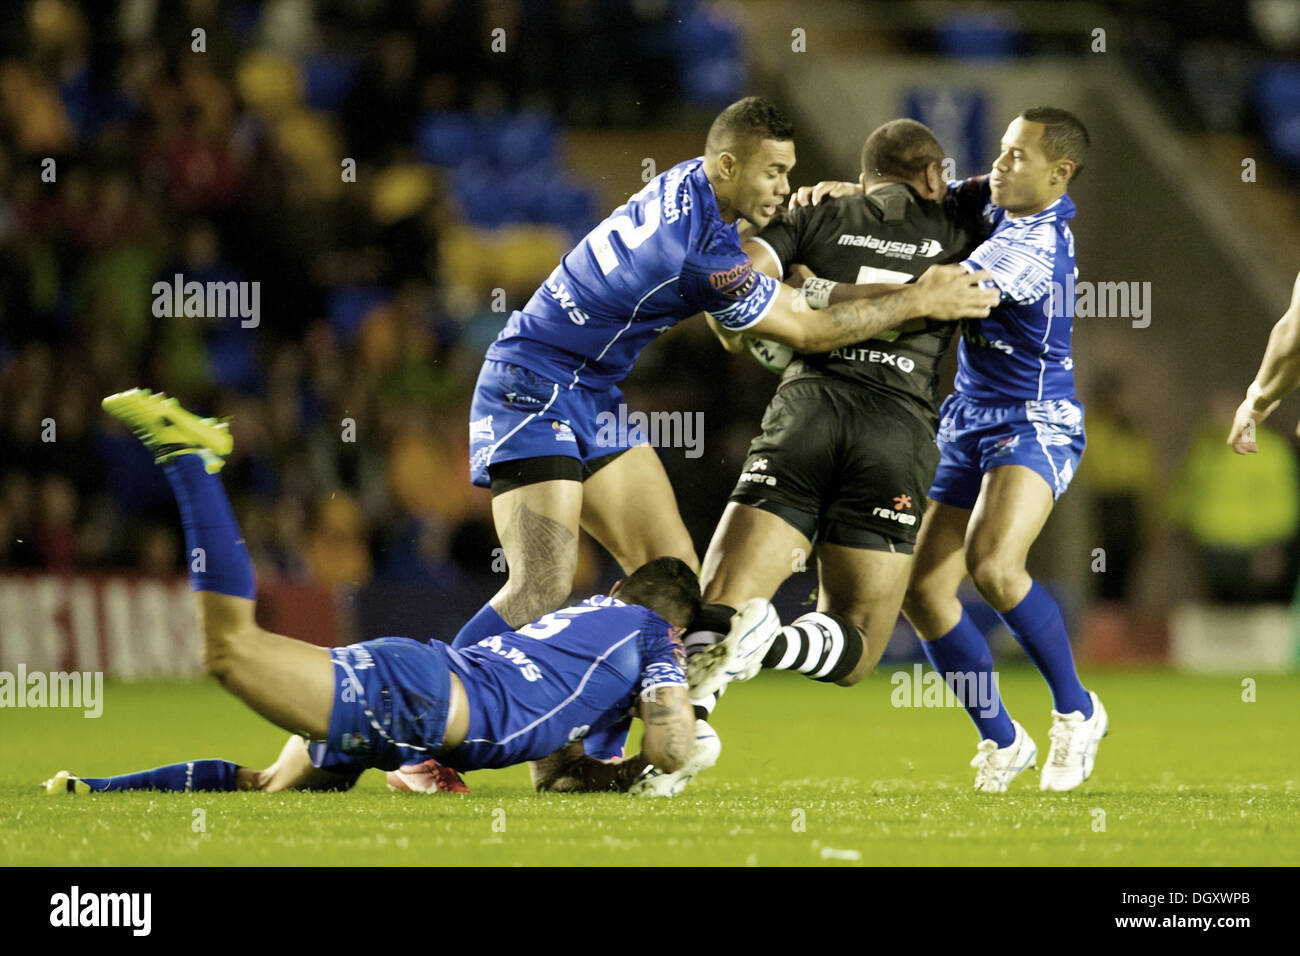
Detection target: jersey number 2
<box><xmin>587</xmin><ymin>186</ymin><xmax>662</xmax><ymax>275</ymax></box>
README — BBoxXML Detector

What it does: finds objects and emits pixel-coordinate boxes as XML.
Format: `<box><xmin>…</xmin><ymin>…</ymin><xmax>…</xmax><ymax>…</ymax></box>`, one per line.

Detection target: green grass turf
<box><xmin>2</xmin><ymin>668</ymin><xmax>1297</xmax><ymax>866</ymax></box>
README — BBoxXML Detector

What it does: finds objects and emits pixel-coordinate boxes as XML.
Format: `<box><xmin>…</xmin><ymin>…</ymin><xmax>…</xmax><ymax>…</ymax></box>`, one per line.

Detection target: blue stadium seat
<box><xmin>303</xmin><ymin>54</ymin><xmax>361</xmax><ymax>112</ymax></box>
<box><xmin>935</xmin><ymin>12</ymin><xmax>1022</xmax><ymax>60</ymax></box>
<box><xmin>490</xmin><ymin>111</ymin><xmax>560</xmax><ymax>170</ymax></box>
<box><xmin>1257</xmin><ymin>62</ymin><xmax>1300</xmax><ymax>168</ymax></box>
<box><xmin>419</xmin><ymin>111</ymin><xmax>561</xmax><ymax>172</ymax></box>
<box><xmin>453</xmin><ymin>162</ymin><xmax>528</xmax><ymax>229</ymax></box>
<box><xmin>676</xmin><ymin>5</ymin><xmax>746</xmax><ymax>105</ymax></box>
<box><xmin>529</xmin><ymin>177</ymin><xmax>598</xmax><ymax>238</ymax></box>
<box><xmin>415</xmin><ymin>111</ymin><xmax>482</xmax><ymax>168</ymax></box>
<box><xmin>327</xmin><ymin>286</ymin><xmax>391</xmax><ymax>343</ymax></box>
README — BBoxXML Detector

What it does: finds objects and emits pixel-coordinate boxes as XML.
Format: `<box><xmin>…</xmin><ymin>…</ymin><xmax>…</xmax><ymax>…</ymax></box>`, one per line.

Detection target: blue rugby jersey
<box><xmin>950</xmin><ymin>178</ymin><xmax>1080</xmax><ymax>402</ymax></box>
<box><xmin>484</xmin><ymin>158</ymin><xmax>781</xmax><ymax>391</ymax></box>
<box><xmin>443</xmin><ymin>596</ymin><xmax>687</xmax><ymax>771</ymax></box>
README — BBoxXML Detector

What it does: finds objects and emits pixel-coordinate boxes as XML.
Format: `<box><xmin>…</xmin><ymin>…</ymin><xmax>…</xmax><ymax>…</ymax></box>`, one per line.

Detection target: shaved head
<box><xmin>861</xmin><ymin>118</ymin><xmax>945</xmax><ymax>184</ymax></box>
<box><xmin>705</xmin><ymin>96</ymin><xmax>794</xmax><ymax>161</ymax></box>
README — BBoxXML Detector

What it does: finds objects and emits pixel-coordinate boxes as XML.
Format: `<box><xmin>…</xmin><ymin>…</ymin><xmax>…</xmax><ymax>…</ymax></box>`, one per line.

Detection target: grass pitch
<box><xmin>2</xmin><ymin>668</ymin><xmax>1297</xmax><ymax>866</ymax></box>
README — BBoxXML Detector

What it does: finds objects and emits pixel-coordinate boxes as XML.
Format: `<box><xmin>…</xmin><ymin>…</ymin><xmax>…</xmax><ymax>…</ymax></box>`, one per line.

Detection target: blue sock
<box><xmin>163</xmin><ymin>454</ymin><xmax>256</xmax><ymax>599</ymax></box>
<box><xmin>921</xmin><ymin>611</ymin><xmax>1016</xmax><ymax>746</ymax></box>
<box><xmin>83</xmin><ymin>759</ymin><xmax>238</xmax><ymax>792</ymax></box>
<box><xmin>452</xmin><ymin>602</ymin><xmax>510</xmax><ymax>649</ymax></box>
<box><xmin>997</xmin><ymin>581</ymin><xmax>1091</xmax><ymax>717</ymax></box>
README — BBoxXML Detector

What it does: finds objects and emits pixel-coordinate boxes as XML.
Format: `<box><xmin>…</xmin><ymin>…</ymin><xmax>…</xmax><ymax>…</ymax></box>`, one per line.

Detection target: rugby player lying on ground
<box><xmin>43</xmin><ymin>390</ymin><xmax>778</xmax><ymax>798</ymax></box>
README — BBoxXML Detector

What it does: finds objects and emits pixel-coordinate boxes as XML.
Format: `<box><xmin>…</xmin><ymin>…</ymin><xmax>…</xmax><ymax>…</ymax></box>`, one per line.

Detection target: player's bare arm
<box><xmin>1229</xmin><ymin>270</ymin><xmax>1300</xmax><ymax>453</ymax></box>
<box><xmin>637</xmin><ymin>683</ymin><xmax>694</xmax><ymax>772</ymax></box>
<box><xmin>751</xmin><ymin>264</ymin><xmax>998</xmax><ymax>353</ymax></box>
<box><xmin>704</xmin><ymin>312</ymin><xmax>747</xmax><ymax>354</ymax></box>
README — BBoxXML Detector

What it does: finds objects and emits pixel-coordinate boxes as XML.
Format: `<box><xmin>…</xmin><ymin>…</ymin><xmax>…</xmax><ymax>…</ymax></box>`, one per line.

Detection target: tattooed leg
<box><xmin>488</xmin><ymin>480</ymin><xmax>583</xmax><ymax>628</ymax></box>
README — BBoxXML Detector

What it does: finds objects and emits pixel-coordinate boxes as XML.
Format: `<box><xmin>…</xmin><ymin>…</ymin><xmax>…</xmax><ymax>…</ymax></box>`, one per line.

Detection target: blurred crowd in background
<box><xmin>1</xmin><ymin>0</ymin><xmax>1298</xmax><ymax>607</ymax></box>
<box><xmin>0</xmin><ymin>0</ymin><xmax>756</xmax><ymax>598</ymax></box>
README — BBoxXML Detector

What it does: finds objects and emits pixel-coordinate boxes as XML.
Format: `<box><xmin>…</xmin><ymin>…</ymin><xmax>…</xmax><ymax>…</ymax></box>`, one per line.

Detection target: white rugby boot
<box><xmin>970</xmin><ymin>720</ymin><xmax>1038</xmax><ymax>793</ymax></box>
<box><xmin>686</xmin><ymin>598</ymin><xmax>780</xmax><ymax>699</ymax></box>
<box><xmin>1040</xmin><ymin>691</ymin><xmax>1108</xmax><ymax>791</ymax></box>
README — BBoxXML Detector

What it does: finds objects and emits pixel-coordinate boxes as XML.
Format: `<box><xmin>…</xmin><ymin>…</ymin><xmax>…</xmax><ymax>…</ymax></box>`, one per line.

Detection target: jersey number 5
<box><xmin>515</xmin><ymin>604</ymin><xmax>603</xmax><ymax>640</ymax></box>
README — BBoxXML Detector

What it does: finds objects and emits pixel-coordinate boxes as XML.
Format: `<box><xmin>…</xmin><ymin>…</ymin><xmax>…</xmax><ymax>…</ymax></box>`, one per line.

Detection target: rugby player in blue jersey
<box><xmin>900</xmin><ymin>108</ymin><xmax>1107</xmax><ymax>793</ymax></box>
<box><xmin>764</xmin><ymin>108</ymin><xmax>1105</xmax><ymax>793</ymax></box>
<box><xmin>43</xmin><ymin>390</ymin><xmax>779</xmax><ymax>797</ymax></box>
<box><xmin>427</xmin><ymin>96</ymin><xmax>997</xmax><ymax>788</ymax></box>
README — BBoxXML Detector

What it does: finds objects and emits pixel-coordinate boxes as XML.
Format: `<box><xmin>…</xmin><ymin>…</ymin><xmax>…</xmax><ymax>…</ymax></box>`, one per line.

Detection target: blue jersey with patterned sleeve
<box><xmin>950</xmin><ymin>178</ymin><xmax>1079</xmax><ymax>402</ymax></box>
<box><xmin>442</xmin><ymin>596</ymin><xmax>687</xmax><ymax>771</ymax></box>
<box><xmin>484</xmin><ymin>157</ymin><xmax>781</xmax><ymax>391</ymax></box>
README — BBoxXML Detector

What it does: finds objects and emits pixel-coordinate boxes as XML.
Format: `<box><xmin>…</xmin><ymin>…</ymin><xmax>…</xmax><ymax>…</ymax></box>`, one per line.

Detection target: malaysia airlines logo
<box><xmin>837</xmin><ymin>234</ymin><xmax>944</xmax><ymax>260</ymax></box>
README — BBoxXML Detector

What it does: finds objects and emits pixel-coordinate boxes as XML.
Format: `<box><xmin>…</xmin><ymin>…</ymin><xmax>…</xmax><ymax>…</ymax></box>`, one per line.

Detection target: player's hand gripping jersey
<box><xmin>750</xmin><ymin>181</ymin><xmax>982</xmax><ymax>422</ymax></box>
<box><xmin>485</xmin><ymin>158</ymin><xmax>781</xmax><ymax>391</ymax></box>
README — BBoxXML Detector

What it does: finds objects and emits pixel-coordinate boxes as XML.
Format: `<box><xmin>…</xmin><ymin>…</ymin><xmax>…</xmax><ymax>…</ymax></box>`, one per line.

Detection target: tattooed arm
<box><xmin>636</xmin><ymin>684</ymin><xmax>694</xmax><ymax>773</ymax></box>
<box><xmin>749</xmin><ymin>263</ymin><xmax>999</xmax><ymax>354</ymax></box>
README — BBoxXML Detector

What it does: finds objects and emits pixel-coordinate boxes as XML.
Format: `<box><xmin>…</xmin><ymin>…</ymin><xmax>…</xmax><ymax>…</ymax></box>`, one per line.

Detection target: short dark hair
<box><xmin>705</xmin><ymin>96</ymin><xmax>794</xmax><ymax>160</ymax></box>
<box><xmin>1020</xmin><ymin>106</ymin><xmax>1090</xmax><ymax>182</ymax></box>
<box><xmin>860</xmin><ymin>118</ymin><xmax>945</xmax><ymax>184</ymax></box>
<box><xmin>617</xmin><ymin>557</ymin><xmax>701</xmax><ymax>629</ymax></box>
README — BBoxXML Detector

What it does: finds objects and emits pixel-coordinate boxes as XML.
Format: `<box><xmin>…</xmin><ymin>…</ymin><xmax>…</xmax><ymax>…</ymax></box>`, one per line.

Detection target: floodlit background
<box><xmin>2</xmin><ymin>0</ymin><xmax>1299</xmax><ymax>680</ymax></box>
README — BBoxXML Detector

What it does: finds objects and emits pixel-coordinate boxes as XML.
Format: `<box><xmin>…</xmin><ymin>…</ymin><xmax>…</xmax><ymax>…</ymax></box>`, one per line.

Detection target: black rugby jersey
<box><xmin>750</xmin><ymin>182</ymin><xmax>982</xmax><ymax>421</ymax></box>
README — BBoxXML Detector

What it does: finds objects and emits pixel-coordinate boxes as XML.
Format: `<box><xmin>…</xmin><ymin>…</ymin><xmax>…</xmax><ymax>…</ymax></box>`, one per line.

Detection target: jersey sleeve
<box><xmin>962</xmin><ymin>221</ymin><xmax>1056</xmax><ymax>305</ymax></box>
<box><xmin>636</xmin><ymin>612</ymin><xmax>687</xmax><ymax>698</ymax></box>
<box><xmin>750</xmin><ymin>205</ymin><xmax>809</xmax><ymax>278</ymax></box>
<box><xmin>678</xmin><ymin>246</ymin><xmax>781</xmax><ymax>331</ymax></box>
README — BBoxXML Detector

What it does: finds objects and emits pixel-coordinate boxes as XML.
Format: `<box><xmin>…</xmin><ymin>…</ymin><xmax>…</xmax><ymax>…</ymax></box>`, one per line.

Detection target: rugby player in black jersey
<box><xmin>680</xmin><ymin>121</ymin><xmax>983</xmax><ymax>736</ymax></box>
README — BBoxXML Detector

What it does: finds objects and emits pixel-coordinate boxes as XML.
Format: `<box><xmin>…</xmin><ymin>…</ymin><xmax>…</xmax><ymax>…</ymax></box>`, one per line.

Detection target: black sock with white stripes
<box><xmin>683</xmin><ymin>603</ymin><xmax>734</xmax><ymax>719</ymax></box>
<box><xmin>761</xmin><ymin>611</ymin><xmax>864</xmax><ymax>683</ymax></box>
